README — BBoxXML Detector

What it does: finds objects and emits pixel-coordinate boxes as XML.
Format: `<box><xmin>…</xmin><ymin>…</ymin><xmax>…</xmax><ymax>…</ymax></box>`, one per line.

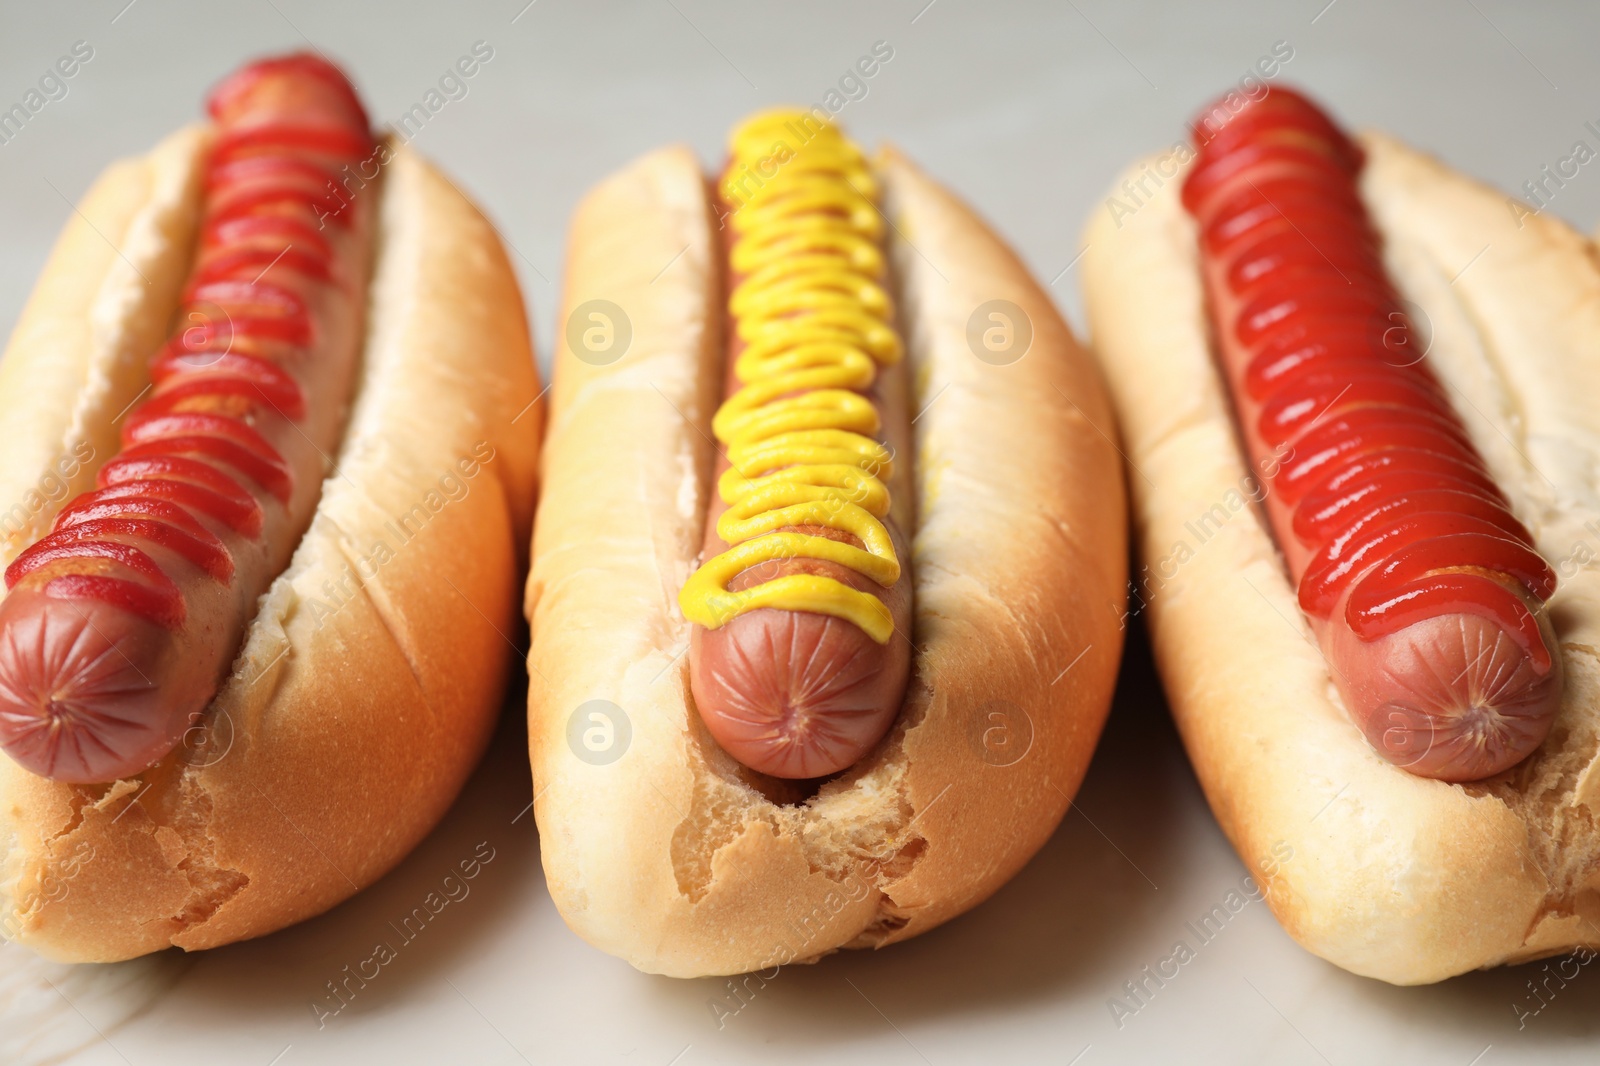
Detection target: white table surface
<box><xmin>4</xmin><ymin>2</ymin><xmax>1600</xmax><ymax>1063</ymax></box>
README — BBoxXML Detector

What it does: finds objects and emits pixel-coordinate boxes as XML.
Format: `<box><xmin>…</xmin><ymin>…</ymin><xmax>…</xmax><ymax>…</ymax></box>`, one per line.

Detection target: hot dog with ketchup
<box><xmin>527</xmin><ymin>109</ymin><xmax>1125</xmax><ymax>976</ymax></box>
<box><xmin>0</xmin><ymin>55</ymin><xmax>376</xmax><ymax>783</ymax></box>
<box><xmin>1182</xmin><ymin>89</ymin><xmax>1561</xmax><ymax>781</ymax></box>
<box><xmin>0</xmin><ymin>53</ymin><xmax>539</xmax><ymax>962</ymax></box>
<box><xmin>1084</xmin><ymin>85</ymin><xmax>1600</xmax><ymax>983</ymax></box>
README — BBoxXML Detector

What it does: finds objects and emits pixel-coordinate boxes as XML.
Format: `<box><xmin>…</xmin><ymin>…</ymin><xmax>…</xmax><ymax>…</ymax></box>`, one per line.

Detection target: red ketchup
<box><xmin>0</xmin><ymin>54</ymin><xmax>373</xmax><ymax>781</ymax></box>
<box><xmin>1181</xmin><ymin>87</ymin><xmax>1561</xmax><ymax>781</ymax></box>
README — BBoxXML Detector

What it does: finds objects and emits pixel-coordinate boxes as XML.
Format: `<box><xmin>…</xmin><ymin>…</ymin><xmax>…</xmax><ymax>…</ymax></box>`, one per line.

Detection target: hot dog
<box><xmin>1182</xmin><ymin>89</ymin><xmax>1561</xmax><ymax>782</ymax></box>
<box><xmin>1083</xmin><ymin>84</ymin><xmax>1600</xmax><ymax>983</ymax></box>
<box><xmin>679</xmin><ymin>114</ymin><xmax>913</xmax><ymax>779</ymax></box>
<box><xmin>526</xmin><ymin>110</ymin><xmax>1126</xmax><ymax>976</ymax></box>
<box><xmin>0</xmin><ymin>55</ymin><xmax>375</xmax><ymax>783</ymax></box>
<box><xmin>0</xmin><ymin>53</ymin><xmax>540</xmax><ymax>962</ymax></box>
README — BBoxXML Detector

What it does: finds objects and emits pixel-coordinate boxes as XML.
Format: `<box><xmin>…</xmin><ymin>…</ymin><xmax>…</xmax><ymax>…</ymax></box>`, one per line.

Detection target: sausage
<box><xmin>677</xmin><ymin>112</ymin><xmax>913</xmax><ymax>780</ymax></box>
<box><xmin>0</xmin><ymin>54</ymin><xmax>376</xmax><ymax>782</ymax></box>
<box><xmin>1183</xmin><ymin>88</ymin><xmax>1561</xmax><ymax>781</ymax></box>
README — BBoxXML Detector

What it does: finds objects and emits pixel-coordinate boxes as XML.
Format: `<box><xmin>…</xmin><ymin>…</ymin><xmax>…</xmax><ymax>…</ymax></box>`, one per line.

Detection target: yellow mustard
<box><xmin>678</xmin><ymin>109</ymin><xmax>903</xmax><ymax>643</ymax></box>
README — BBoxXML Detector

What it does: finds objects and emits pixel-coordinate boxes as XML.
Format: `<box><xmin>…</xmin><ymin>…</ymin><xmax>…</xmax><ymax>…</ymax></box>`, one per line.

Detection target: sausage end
<box><xmin>1327</xmin><ymin>610</ymin><xmax>1562</xmax><ymax>782</ymax></box>
<box><xmin>690</xmin><ymin>607</ymin><xmax>908</xmax><ymax>780</ymax></box>
<box><xmin>0</xmin><ymin>588</ymin><xmax>187</xmax><ymax>783</ymax></box>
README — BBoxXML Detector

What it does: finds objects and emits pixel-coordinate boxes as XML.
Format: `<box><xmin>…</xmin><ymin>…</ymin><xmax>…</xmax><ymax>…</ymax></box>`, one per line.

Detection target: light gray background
<box><xmin>3</xmin><ymin>2</ymin><xmax>1600</xmax><ymax>1064</ymax></box>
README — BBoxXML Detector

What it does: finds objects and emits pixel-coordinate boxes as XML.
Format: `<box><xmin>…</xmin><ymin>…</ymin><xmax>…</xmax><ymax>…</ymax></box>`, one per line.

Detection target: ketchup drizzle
<box><xmin>1182</xmin><ymin>88</ymin><xmax>1556</xmax><ymax>671</ymax></box>
<box><xmin>3</xmin><ymin>55</ymin><xmax>373</xmax><ymax>628</ymax></box>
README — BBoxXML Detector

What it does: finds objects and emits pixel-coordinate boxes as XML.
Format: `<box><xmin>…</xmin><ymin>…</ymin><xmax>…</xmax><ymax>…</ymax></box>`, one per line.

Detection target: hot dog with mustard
<box><xmin>527</xmin><ymin>108</ymin><xmax>1126</xmax><ymax>977</ymax></box>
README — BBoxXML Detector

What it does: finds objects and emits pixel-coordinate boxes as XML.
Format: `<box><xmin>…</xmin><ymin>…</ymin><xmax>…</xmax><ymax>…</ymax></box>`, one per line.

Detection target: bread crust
<box><xmin>525</xmin><ymin>144</ymin><xmax>1125</xmax><ymax>977</ymax></box>
<box><xmin>1081</xmin><ymin>132</ymin><xmax>1600</xmax><ymax>985</ymax></box>
<box><xmin>0</xmin><ymin>133</ymin><xmax>542</xmax><ymax>962</ymax></box>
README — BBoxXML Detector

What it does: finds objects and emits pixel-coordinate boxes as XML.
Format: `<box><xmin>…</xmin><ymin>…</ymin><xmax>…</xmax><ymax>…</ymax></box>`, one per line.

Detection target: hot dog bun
<box><xmin>525</xmin><ymin>143</ymin><xmax>1125</xmax><ymax>977</ymax></box>
<box><xmin>0</xmin><ymin>126</ymin><xmax>541</xmax><ymax>962</ymax></box>
<box><xmin>1082</xmin><ymin>131</ymin><xmax>1600</xmax><ymax>984</ymax></box>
